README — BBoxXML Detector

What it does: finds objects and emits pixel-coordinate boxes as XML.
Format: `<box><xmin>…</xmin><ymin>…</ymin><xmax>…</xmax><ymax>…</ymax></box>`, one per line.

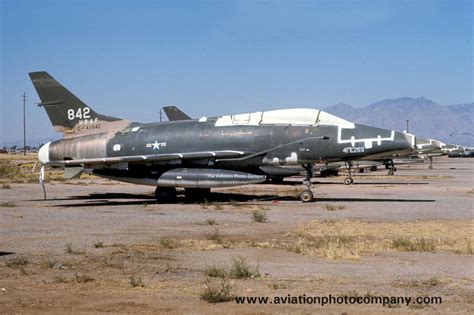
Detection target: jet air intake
<box><xmin>157</xmin><ymin>168</ymin><xmax>267</xmax><ymax>188</ymax></box>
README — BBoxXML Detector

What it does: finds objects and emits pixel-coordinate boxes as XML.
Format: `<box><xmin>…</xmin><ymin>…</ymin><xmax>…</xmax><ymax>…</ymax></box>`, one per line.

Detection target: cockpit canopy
<box><xmin>215</xmin><ymin>108</ymin><xmax>354</xmax><ymax>128</ymax></box>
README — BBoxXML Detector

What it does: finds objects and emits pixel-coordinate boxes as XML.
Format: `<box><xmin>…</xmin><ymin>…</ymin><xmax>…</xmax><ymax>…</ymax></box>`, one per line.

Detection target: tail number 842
<box><xmin>67</xmin><ymin>107</ymin><xmax>91</xmax><ymax>120</ymax></box>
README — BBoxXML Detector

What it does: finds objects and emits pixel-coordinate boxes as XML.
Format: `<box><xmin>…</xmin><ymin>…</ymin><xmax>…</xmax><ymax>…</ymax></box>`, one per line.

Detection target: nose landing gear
<box><xmin>428</xmin><ymin>156</ymin><xmax>433</xmax><ymax>170</ymax></box>
<box><xmin>299</xmin><ymin>164</ymin><xmax>315</xmax><ymax>202</ymax></box>
<box><xmin>385</xmin><ymin>160</ymin><xmax>397</xmax><ymax>176</ymax></box>
<box><xmin>343</xmin><ymin>161</ymin><xmax>354</xmax><ymax>185</ymax></box>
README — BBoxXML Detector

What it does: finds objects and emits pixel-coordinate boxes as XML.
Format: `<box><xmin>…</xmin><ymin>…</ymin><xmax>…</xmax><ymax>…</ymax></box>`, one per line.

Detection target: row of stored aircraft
<box><xmin>30</xmin><ymin>72</ymin><xmax>464</xmax><ymax>202</ymax></box>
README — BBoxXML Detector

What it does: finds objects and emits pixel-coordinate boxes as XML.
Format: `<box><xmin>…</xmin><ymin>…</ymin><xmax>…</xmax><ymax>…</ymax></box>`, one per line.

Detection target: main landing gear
<box><xmin>299</xmin><ymin>164</ymin><xmax>314</xmax><ymax>202</ymax></box>
<box><xmin>343</xmin><ymin>161</ymin><xmax>354</xmax><ymax>185</ymax></box>
<box><xmin>385</xmin><ymin>160</ymin><xmax>397</xmax><ymax>176</ymax></box>
<box><xmin>428</xmin><ymin>156</ymin><xmax>433</xmax><ymax>170</ymax></box>
<box><xmin>155</xmin><ymin>187</ymin><xmax>177</xmax><ymax>203</ymax></box>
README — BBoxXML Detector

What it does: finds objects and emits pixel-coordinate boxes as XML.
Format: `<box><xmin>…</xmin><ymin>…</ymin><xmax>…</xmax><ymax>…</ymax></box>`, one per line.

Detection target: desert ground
<box><xmin>0</xmin><ymin>155</ymin><xmax>473</xmax><ymax>314</ymax></box>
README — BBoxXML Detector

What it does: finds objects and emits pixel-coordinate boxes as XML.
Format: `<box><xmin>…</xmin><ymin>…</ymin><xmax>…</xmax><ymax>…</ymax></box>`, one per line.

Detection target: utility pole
<box><xmin>406</xmin><ymin>119</ymin><xmax>409</xmax><ymax>133</ymax></box>
<box><xmin>22</xmin><ymin>92</ymin><xmax>26</xmax><ymax>155</ymax></box>
<box><xmin>159</xmin><ymin>108</ymin><xmax>163</xmax><ymax>122</ymax></box>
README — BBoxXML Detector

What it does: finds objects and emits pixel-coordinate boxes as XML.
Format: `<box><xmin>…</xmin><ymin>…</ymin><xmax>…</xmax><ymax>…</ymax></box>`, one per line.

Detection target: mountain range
<box><xmin>323</xmin><ymin>97</ymin><xmax>473</xmax><ymax>146</ymax></box>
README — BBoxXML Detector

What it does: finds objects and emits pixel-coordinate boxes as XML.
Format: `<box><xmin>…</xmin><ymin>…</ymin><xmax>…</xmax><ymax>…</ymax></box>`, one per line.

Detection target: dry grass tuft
<box><xmin>392</xmin><ymin>237</ymin><xmax>436</xmax><ymax>252</ymax></box>
<box><xmin>252</xmin><ymin>209</ymin><xmax>267</xmax><ymax>223</ymax></box>
<box><xmin>284</xmin><ymin>220</ymin><xmax>474</xmax><ymax>260</ymax></box>
<box><xmin>229</xmin><ymin>200</ymin><xmax>246</xmax><ymax>208</ymax></box>
<box><xmin>206</xmin><ymin>228</ymin><xmax>223</xmax><ymax>244</ymax></box>
<box><xmin>74</xmin><ymin>274</ymin><xmax>95</xmax><ymax>283</ymax></box>
<box><xmin>129</xmin><ymin>275</ymin><xmax>145</xmax><ymax>288</ymax></box>
<box><xmin>204</xmin><ymin>265</ymin><xmax>228</xmax><ymax>278</ymax></box>
<box><xmin>1</xmin><ymin>201</ymin><xmax>16</xmax><ymax>207</ymax></box>
<box><xmin>204</xmin><ymin>256</ymin><xmax>260</xmax><ymax>280</ymax></box>
<box><xmin>200</xmin><ymin>278</ymin><xmax>234</xmax><ymax>303</ymax></box>
<box><xmin>206</xmin><ymin>218</ymin><xmax>218</xmax><ymax>226</ymax></box>
<box><xmin>160</xmin><ymin>238</ymin><xmax>176</xmax><ymax>249</ymax></box>
<box><xmin>322</xmin><ymin>204</ymin><xmax>345</xmax><ymax>211</ymax></box>
<box><xmin>212</xmin><ymin>203</ymin><xmax>224</xmax><ymax>211</ymax></box>
<box><xmin>64</xmin><ymin>243</ymin><xmax>85</xmax><ymax>255</ymax></box>
<box><xmin>228</xmin><ymin>256</ymin><xmax>260</xmax><ymax>279</ymax></box>
<box><xmin>12</xmin><ymin>212</ymin><xmax>23</xmax><ymax>219</ymax></box>
<box><xmin>395</xmin><ymin>277</ymin><xmax>445</xmax><ymax>288</ymax></box>
<box><xmin>94</xmin><ymin>241</ymin><xmax>104</xmax><ymax>248</ymax></box>
<box><xmin>5</xmin><ymin>257</ymin><xmax>29</xmax><ymax>268</ymax></box>
<box><xmin>200</xmin><ymin>200</ymin><xmax>209</xmax><ymax>209</ymax></box>
<box><xmin>268</xmin><ymin>281</ymin><xmax>288</xmax><ymax>290</ymax></box>
<box><xmin>53</xmin><ymin>275</ymin><xmax>69</xmax><ymax>283</ymax></box>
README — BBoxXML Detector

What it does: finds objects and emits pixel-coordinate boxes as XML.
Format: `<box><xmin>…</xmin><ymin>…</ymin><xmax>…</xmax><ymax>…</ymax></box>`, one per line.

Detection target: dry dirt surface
<box><xmin>0</xmin><ymin>156</ymin><xmax>473</xmax><ymax>314</ymax></box>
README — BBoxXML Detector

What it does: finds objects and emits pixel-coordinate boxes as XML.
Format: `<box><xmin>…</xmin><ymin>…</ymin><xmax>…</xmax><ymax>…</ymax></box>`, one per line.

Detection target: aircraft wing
<box><xmin>48</xmin><ymin>150</ymin><xmax>247</xmax><ymax>167</ymax></box>
<box><xmin>48</xmin><ymin>136</ymin><xmax>328</xmax><ymax>167</ymax></box>
<box><xmin>163</xmin><ymin>106</ymin><xmax>192</xmax><ymax>121</ymax></box>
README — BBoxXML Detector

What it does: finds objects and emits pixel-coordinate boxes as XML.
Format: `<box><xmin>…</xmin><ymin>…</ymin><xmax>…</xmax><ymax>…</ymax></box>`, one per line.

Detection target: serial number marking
<box><xmin>343</xmin><ymin>146</ymin><xmax>365</xmax><ymax>154</ymax></box>
<box><xmin>67</xmin><ymin>107</ymin><xmax>91</xmax><ymax>120</ymax></box>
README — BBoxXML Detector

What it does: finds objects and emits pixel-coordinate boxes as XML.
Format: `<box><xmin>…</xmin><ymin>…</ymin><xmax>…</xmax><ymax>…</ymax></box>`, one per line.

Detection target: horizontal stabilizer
<box><xmin>64</xmin><ymin>166</ymin><xmax>83</xmax><ymax>179</ymax></box>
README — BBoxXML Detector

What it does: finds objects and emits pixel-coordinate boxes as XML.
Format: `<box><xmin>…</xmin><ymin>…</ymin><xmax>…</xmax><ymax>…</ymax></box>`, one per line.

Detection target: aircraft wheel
<box><xmin>344</xmin><ymin>177</ymin><xmax>353</xmax><ymax>185</ymax></box>
<box><xmin>428</xmin><ymin>165</ymin><xmax>433</xmax><ymax>170</ymax></box>
<box><xmin>387</xmin><ymin>170</ymin><xmax>395</xmax><ymax>176</ymax></box>
<box><xmin>155</xmin><ymin>187</ymin><xmax>177</xmax><ymax>203</ymax></box>
<box><xmin>299</xmin><ymin>190</ymin><xmax>314</xmax><ymax>203</ymax></box>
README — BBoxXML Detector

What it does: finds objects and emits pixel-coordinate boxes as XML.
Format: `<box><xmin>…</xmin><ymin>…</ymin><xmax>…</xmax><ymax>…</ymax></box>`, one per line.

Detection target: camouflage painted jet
<box><xmin>164</xmin><ymin>106</ymin><xmax>418</xmax><ymax>184</ymax></box>
<box><xmin>317</xmin><ymin>137</ymin><xmax>445</xmax><ymax>184</ymax></box>
<box><xmin>30</xmin><ymin>71</ymin><xmax>415</xmax><ymax>202</ymax></box>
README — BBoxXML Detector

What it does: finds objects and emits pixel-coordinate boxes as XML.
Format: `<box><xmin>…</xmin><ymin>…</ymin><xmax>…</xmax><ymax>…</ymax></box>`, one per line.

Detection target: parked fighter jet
<box><xmin>163</xmin><ymin>106</ymin><xmax>413</xmax><ymax>184</ymax></box>
<box><xmin>30</xmin><ymin>71</ymin><xmax>415</xmax><ymax>202</ymax></box>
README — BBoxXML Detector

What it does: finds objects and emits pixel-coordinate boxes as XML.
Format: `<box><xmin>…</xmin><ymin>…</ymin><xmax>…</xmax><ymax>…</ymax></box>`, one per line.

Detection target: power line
<box><xmin>22</xmin><ymin>92</ymin><xmax>26</xmax><ymax>155</ymax></box>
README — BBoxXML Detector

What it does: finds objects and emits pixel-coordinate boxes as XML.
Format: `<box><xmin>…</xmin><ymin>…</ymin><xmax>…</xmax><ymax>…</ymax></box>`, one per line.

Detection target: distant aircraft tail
<box><xmin>163</xmin><ymin>106</ymin><xmax>192</xmax><ymax>121</ymax></box>
<box><xmin>29</xmin><ymin>71</ymin><xmax>131</xmax><ymax>138</ymax></box>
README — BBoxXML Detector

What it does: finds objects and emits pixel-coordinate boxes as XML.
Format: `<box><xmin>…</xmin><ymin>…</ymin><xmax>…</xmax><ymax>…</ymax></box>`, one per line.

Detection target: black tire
<box><xmin>155</xmin><ymin>187</ymin><xmax>177</xmax><ymax>203</ymax></box>
<box><xmin>344</xmin><ymin>177</ymin><xmax>353</xmax><ymax>185</ymax></box>
<box><xmin>299</xmin><ymin>190</ymin><xmax>313</xmax><ymax>203</ymax></box>
<box><xmin>387</xmin><ymin>170</ymin><xmax>395</xmax><ymax>176</ymax></box>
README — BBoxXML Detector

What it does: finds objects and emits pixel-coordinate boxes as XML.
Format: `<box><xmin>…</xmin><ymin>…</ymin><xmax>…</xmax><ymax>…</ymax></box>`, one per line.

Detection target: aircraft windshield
<box><xmin>215</xmin><ymin>108</ymin><xmax>354</xmax><ymax>128</ymax></box>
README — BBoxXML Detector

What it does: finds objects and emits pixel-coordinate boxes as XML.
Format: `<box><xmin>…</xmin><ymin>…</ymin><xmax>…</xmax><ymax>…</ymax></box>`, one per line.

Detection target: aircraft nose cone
<box><xmin>38</xmin><ymin>141</ymin><xmax>51</xmax><ymax>163</ymax></box>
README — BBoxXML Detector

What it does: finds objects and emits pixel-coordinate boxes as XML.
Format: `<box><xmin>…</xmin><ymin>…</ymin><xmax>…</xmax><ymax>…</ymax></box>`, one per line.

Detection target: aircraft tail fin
<box><xmin>29</xmin><ymin>71</ymin><xmax>131</xmax><ymax>138</ymax></box>
<box><xmin>163</xmin><ymin>106</ymin><xmax>192</xmax><ymax>121</ymax></box>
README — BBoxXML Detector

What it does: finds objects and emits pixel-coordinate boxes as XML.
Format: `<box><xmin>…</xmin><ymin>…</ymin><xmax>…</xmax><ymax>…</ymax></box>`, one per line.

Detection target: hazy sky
<box><xmin>1</xmin><ymin>0</ymin><xmax>472</xmax><ymax>146</ymax></box>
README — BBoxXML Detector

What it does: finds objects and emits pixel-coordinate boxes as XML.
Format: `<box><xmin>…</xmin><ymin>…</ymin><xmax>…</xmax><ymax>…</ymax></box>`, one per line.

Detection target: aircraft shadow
<box><xmin>316</xmin><ymin>197</ymin><xmax>435</xmax><ymax>203</ymax></box>
<box><xmin>0</xmin><ymin>252</ymin><xmax>15</xmax><ymax>257</ymax></box>
<box><xmin>29</xmin><ymin>193</ymin><xmax>156</xmax><ymax>202</ymax></box>
<box><xmin>280</xmin><ymin>181</ymin><xmax>429</xmax><ymax>186</ymax></box>
<box><xmin>52</xmin><ymin>192</ymin><xmax>435</xmax><ymax>207</ymax></box>
<box><xmin>350</xmin><ymin>182</ymin><xmax>429</xmax><ymax>185</ymax></box>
